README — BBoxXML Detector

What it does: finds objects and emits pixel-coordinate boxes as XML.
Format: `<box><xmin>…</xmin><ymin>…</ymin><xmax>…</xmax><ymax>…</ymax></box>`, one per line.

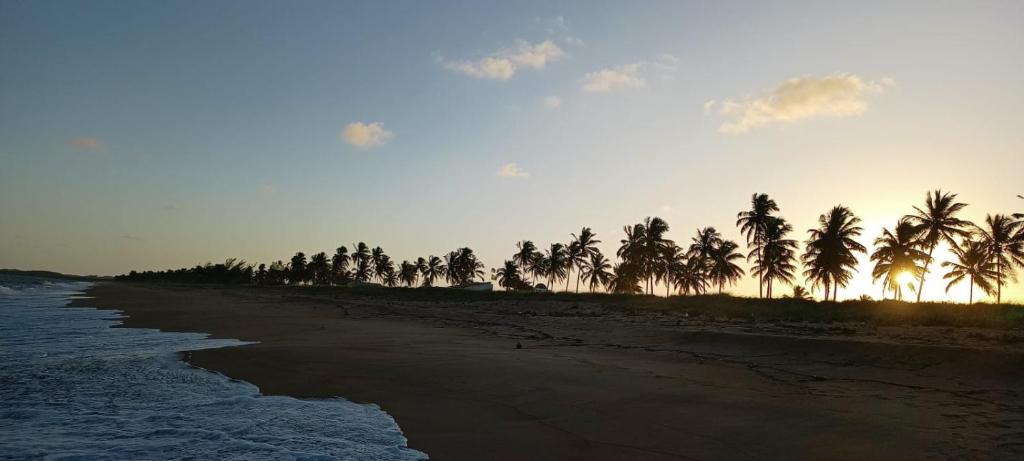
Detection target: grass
<box><xmin>253</xmin><ymin>284</ymin><xmax>1024</xmax><ymax>330</ymax></box>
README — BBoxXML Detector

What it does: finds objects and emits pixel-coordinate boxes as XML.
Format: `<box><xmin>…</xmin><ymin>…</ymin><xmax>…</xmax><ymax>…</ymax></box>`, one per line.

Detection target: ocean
<box><xmin>0</xmin><ymin>274</ymin><xmax>427</xmax><ymax>460</ymax></box>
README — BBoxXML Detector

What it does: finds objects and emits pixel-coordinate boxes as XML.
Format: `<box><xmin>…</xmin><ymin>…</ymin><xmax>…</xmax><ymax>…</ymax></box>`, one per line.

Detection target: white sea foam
<box><xmin>0</xmin><ymin>275</ymin><xmax>427</xmax><ymax>460</ymax></box>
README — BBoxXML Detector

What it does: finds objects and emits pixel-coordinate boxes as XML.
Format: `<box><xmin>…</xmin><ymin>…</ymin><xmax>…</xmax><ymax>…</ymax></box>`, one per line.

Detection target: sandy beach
<box><xmin>72</xmin><ymin>283</ymin><xmax>1024</xmax><ymax>460</ymax></box>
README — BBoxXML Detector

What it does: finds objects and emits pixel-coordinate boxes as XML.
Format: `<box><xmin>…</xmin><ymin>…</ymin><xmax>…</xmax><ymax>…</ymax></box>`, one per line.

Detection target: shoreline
<box><xmin>72</xmin><ymin>282</ymin><xmax>1024</xmax><ymax>460</ymax></box>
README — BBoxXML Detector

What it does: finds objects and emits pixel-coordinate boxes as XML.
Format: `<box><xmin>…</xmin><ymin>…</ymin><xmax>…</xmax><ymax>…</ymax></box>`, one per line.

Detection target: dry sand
<box><xmin>72</xmin><ymin>283</ymin><xmax>1024</xmax><ymax>460</ymax></box>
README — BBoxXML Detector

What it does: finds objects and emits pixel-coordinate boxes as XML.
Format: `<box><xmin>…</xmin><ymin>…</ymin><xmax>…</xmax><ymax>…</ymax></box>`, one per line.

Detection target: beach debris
<box><xmin>515</xmin><ymin>341</ymin><xmax>522</xmax><ymax>349</ymax></box>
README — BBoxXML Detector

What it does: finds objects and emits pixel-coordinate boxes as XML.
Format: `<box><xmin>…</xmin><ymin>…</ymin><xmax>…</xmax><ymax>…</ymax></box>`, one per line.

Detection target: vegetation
<box><xmin>117</xmin><ymin>190</ymin><xmax>1024</xmax><ymax>306</ymax></box>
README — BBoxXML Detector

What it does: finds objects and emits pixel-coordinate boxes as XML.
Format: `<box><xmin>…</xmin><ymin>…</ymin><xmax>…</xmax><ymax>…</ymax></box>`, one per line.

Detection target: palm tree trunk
<box><xmin>969</xmin><ymin>275</ymin><xmax>974</xmax><ymax>305</ymax></box>
<box><xmin>757</xmin><ymin>245</ymin><xmax>763</xmax><ymax>299</ymax></box>
<box><xmin>575</xmin><ymin>268</ymin><xmax>581</xmax><ymax>293</ymax></box>
<box><xmin>997</xmin><ymin>261</ymin><xmax>1003</xmax><ymax>304</ymax></box>
<box><xmin>916</xmin><ymin>245</ymin><xmax>935</xmax><ymax>303</ymax></box>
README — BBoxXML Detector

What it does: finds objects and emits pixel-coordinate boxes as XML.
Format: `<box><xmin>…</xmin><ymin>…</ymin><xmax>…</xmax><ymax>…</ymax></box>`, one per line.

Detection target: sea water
<box><xmin>0</xmin><ymin>275</ymin><xmax>427</xmax><ymax>460</ymax></box>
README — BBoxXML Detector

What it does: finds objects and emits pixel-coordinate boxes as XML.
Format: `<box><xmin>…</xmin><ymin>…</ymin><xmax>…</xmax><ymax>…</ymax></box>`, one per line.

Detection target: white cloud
<box><xmin>497</xmin><ymin>163</ymin><xmax>530</xmax><ymax>178</ymax></box>
<box><xmin>580</xmin><ymin>54</ymin><xmax>679</xmax><ymax>93</ymax></box>
<box><xmin>341</xmin><ymin>122</ymin><xmax>393</xmax><ymax>148</ymax></box>
<box><xmin>439</xmin><ymin>40</ymin><xmax>565</xmax><ymax>80</ymax></box>
<box><xmin>708</xmin><ymin>73</ymin><xmax>894</xmax><ymax>134</ymax></box>
<box><xmin>70</xmin><ymin>137</ymin><xmax>102</xmax><ymax>150</ymax></box>
<box><xmin>543</xmin><ymin>96</ymin><xmax>562</xmax><ymax>108</ymax></box>
<box><xmin>581</xmin><ymin>63</ymin><xmax>646</xmax><ymax>93</ymax></box>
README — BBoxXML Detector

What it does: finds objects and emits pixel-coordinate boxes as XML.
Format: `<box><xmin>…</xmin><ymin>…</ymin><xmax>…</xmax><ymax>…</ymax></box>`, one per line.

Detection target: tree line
<box><xmin>118</xmin><ymin>190</ymin><xmax>1023</xmax><ymax>304</ymax></box>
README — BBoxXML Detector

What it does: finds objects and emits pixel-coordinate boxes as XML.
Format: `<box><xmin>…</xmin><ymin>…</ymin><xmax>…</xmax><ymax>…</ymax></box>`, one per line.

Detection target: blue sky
<box><xmin>2</xmin><ymin>1</ymin><xmax>1022</xmax><ymax>301</ymax></box>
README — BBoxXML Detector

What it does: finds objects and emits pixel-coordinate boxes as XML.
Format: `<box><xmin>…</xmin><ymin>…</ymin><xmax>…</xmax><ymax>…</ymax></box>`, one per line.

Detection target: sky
<box><xmin>1</xmin><ymin>0</ymin><xmax>1022</xmax><ymax>302</ymax></box>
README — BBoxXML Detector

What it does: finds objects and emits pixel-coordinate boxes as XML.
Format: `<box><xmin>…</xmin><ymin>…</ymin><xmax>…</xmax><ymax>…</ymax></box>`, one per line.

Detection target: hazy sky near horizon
<box><xmin>1</xmin><ymin>0</ymin><xmax>1022</xmax><ymax>301</ymax></box>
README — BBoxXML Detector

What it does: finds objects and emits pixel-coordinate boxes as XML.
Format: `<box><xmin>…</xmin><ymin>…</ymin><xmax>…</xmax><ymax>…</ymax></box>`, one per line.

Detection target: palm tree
<box><xmin>753</xmin><ymin>216</ymin><xmax>798</xmax><ymax>298</ymax></box>
<box><xmin>350</xmin><ymin>243</ymin><xmax>371</xmax><ymax>282</ymax></box>
<box><xmin>787</xmin><ymin>285</ymin><xmax>811</xmax><ymax>300</ymax></box>
<box><xmin>672</xmin><ymin>258</ymin><xmax>706</xmax><ymax>295</ymax></box>
<box><xmin>494</xmin><ymin>260</ymin><xmax>523</xmax><ymax>291</ymax></box>
<box><xmin>687</xmin><ymin>227</ymin><xmax>721</xmax><ymax>294</ymax></box>
<box><xmin>542</xmin><ymin>243</ymin><xmax>569</xmax><ymax>290</ymax></box>
<box><xmin>642</xmin><ymin>217</ymin><xmax>672</xmax><ymax>294</ymax></box>
<box><xmin>444</xmin><ymin>248</ymin><xmax>485</xmax><ymax>286</ymax></box>
<box><xmin>660</xmin><ymin>243</ymin><xmax>686</xmax><ymax>296</ymax></box>
<box><xmin>289</xmin><ymin>252</ymin><xmax>308</xmax><ymax>285</ymax></box>
<box><xmin>802</xmin><ymin>206</ymin><xmax>867</xmax><ymax>301</ymax></box>
<box><xmin>608</xmin><ymin>261</ymin><xmax>643</xmax><ymax>294</ymax></box>
<box><xmin>381</xmin><ymin>266</ymin><xmax>398</xmax><ymax>287</ymax></box>
<box><xmin>331</xmin><ymin>246</ymin><xmax>350</xmax><ymax>285</ymax></box>
<box><xmin>708</xmin><ymin>239</ymin><xmax>745</xmax><ymax>294</ymax></box>
<box><xmin>371</xmin><ymin>247</ymin><xmax>389</xmax><ymax>283</ymax></box>
<box><xmin>737</xmin><ymin>193</ymin><xmax>780</xmax><ymax>298</ymax></box>
<box><xmin>308</xmin><ymin>252</ymin><xmax>331</xmax><ymax>286</ymax></box>
<box><xmin>419</xmin><ymin>255</ymin><xmax>445</xmax><ymax>287</ymax></box>
<box><xmin>513</xmin><ymin>240</ymin><xmax>538</xmax><ymax>284</ymax></box>
<box><xmin>582</xmin><ymin>251</ymin><xmax>613</xmax><ymax>293</ymax></box>
<box><xmin>870</xmin><ymin>219</ymin><xmax>928</xmax><ymax>300</ymax></box>
<box><xmin>904</xmin><ymin>190</ymin><xmax>972</xmax><ymax>302</ymax></box>
<box><xmin>569</xmin><ymin>227</ymin><xmax>602</xmax><ymax>293</ymax></box>
<box><xmin>399</xmin><ymin>260</ymin><xmax>419</xmax><ymax>287</ymax></box>
<box><xmin>974</xmin><ymin>214</ymin><xmax>1024</xmax><ymax>303</ymax></box>
<box><xmin>617</xmin><ymin>223</ymin><xmax>646</xmax><ymax>287</ymax></box>
<box><xmin>942</xmin><ymin>240</ymin><xmax>998</xmax><ymax>304</ymax></box>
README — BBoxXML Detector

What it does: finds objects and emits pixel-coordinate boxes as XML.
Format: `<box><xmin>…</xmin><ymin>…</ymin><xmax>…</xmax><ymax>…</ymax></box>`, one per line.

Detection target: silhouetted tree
<box><xmin>582</xmin><ymin>251</ymin><xmax>613</xmax><ymax>293</ymax></box>
<box><xmin>737</xmin><ymin>193</ymin><xmax>780</xmax><ymax>298</ymax></box>
<box><xmin>513</xmin><ymin>240</ymin><xmax>538</xmax><ymax>284</ymax></box>
<box><xmin>708</xmin><ymin>239</ymin><xmax>745</xmax><ymax>294</ymax></box>
<box><xmin>569</xmin><ymin>227</ymin><xmax>601</xmax><ymax>293</ymax></box>
<box><xmin>904</xmin><ymin>190</ymin><xmax>972</xmax><ymax>302</ymax></box>
<box><xmin>541</xmin><ymin>243</ymin><xmax>569</xmax><ymax>290</ymax></box>
<box><xmin>308</xmin><ymin>252</ymin><xmax>331</xmax><ymax>285</ymax></box>
<box><xmin>942</xmin><ymin>239</ymin><xmax>998</xmax><ymax>304</ymax></box>
<box><xmin>419</xmin><ymin>255</ymin><xmax>445</xmax><ymax>287</ymax></box>
<box><xmin>289</xmin><ymin>252</ymin><xmax>308</xmax><ymax>285</ymax></box>
<box><xmin>331</xmin><ymin>246</ymin><xmax>350</xmax><ymax>285</ymax></box>
<box><xmin>399</xmin><ymin>260</ymin><xmax>418</xmax><ymax>287</ymax></box>
<box><xmin>687</xmin><ymin>227</ymin><xmax>721</xmax><ymax>295</ymax></box>
<box><xmin>974</xmin><ymin>214</ymin><xmax>1024</xmax><ymax>303</ymax></box>
<box><xmin>753</xmin><ymin>217</ymin><xmax>798</xmax><ymax>298</ymax></box>
<box><xmin>870</xmin><ymin>219</ymin><xmax>928</xmax><ymax>300</ymax></box>
<box><xmin>802</xmin><ymin>206</ymin><xmax>866</xmax><ymax>301</ymax></box>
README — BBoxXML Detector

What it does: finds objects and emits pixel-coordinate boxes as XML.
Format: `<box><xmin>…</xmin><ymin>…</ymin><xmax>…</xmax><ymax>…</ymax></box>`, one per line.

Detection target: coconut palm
<box><xmin>608</xmin><ymin>261</ymin><xmax>643</xmax><ymax>294</ymax></box>
<box><xmin>870</xmin><ymin>219</ymin><xmax>929</xmax><ymax>300</ymax></box>
<box><xmin>942</xmin><ymin>239</ymin><xmax>998</xmax><ymax>304</ymax></box>
<box><xmin>513</xmin><ymin>241</ymin><xmax>538</xmax><ymax>283</ymax></box>
<box><xmin>737</xmin><ymin>193</ymin><xmax>780</xmax><ymax>298</ymax></box>
<box><xmin>802</xmin><ymin>206</ymin><xmax>867</xmax><ymax>301</ymax></box>
<box><xmin>494</xmin><ymin>260</ymin><xmax>523</xmax><ymax>291</ymax></box>
<box><xmin>753</xmin><ymin>216</ymin><xmax>798</xmax><ymax>298</ymax></box>
<box><xmin>642</xmin><ymin>217</ymin><xmax>672</xmax><ymax>294</ymax></box>
<box><xmin>331</xmin><ymin>246</ymin><xmax>350</xmax><ymax>285</ymax></box>
<box><xmin>419</xmin><ymin>255</ymin><xmax>445</xmax><ymax>287</ymax></box>
<box><xmin>569</xmin><ymin>227</ymin><xmax>602</xmax><ymax>293</ymax></box>
<box><xmin>672</xmin><ymin>258</ymin><xmax>706</xmax><ymax>295</ymax></box>
<box><xmin>904</xmin><ymin>190</ymin><xmax>972</xmax><ymax>302</ymax></box>
<box><xmin>350</xmin><ymin>243</ymin><xmax>371</xmax><ymax>281</ymax></box>
<box><xmin>399</xmin><ymin>260</ymin><xmax>418</xmax><ymax>287</ymax></box>
<box><xmin>687</xmin><ymin>227</ymin><xmax>721</xmax><ymax>294</ymax></box>
<box><xmin>528</xmin><ymin>252</ymin><xmax>546</xmax><ymax>286</ymax></box>
<box><xmin>380</xmin><ymin>266</ymin><xmax>398</xmax><ymax>287</ymax></box>
<box><xmin>444</xmin><ymin>247</ymin><xmax>485</xmax><ymax>286</ymax></box>
<box><xmin>787</xmin><ymin>285</ymin><xmax>812</xmax><ymax>300</ymax></box>
<box><xmin>974</xmin><ymin>214</ymin><xmax>1024</xmax><ymax>303</ymax></box>
<box><xmin>371</xmin><ymin>247</ymin><xmax>389</xmax><ymax>283</ymax></box>
<box><xmin>541</xmin><ymin>243</ymin><xmax>569</xmax><ymax>290</ymax></box>
<box><xmin>660</xmin><ymin>243</ymin><xmax>686</xmax><ymax>296</ymax></box>
<box><xmin>289</xmin><ymin>252</ymin><xmax>308</xmax><ymax>285</ymax></box>
<box><xmin>582</xmin><ymin>251</ymin><xmax>613</xmax><ymax>293</ymax></box>
<box><xmin>708</xmin><ymin>239</ymin><xmax>745</xmax><ymax>294</ymax></box>
<box><xmin>308</xmin><ymin>252</ymin><xmax>331</xmax><ymax>286</ymax></box>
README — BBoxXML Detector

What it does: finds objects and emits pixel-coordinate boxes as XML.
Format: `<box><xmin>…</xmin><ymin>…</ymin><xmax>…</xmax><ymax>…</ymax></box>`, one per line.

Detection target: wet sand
<box><xmin>73</xmin><ymin>283</ymin><xmax>1024</xmax><ymax>460</ymax></box>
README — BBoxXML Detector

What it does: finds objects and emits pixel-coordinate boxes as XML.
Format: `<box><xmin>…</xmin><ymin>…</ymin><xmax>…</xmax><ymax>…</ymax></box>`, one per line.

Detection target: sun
<box><xmin>897</xmin><ymin>271</ymin><xmax>915</xmax><ymax>288</ymax></box>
